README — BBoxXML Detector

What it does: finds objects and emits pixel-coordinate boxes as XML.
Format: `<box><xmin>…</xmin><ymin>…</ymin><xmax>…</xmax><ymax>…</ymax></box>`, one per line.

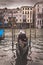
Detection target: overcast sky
<box><xmin>0</xmin><ymin>0</ymin><xmax>43</xmax><ymax>8</ymax></box>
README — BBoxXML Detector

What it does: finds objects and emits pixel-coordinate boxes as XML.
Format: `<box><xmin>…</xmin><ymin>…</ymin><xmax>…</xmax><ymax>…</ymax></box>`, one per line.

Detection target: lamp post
<box><xmin>33</xmin><ymin>8</ymin><xmax>36</xmax><ymax>38</ymax></box>
<box><xmin>35</xmin><ymin>9</ymin><xmax>36</xmax><ymax>39</ymax></box>
<box><xmin>35</xmin><ymin>21</ymin><xmax>36</xmax><ymax>38</ymax></box>
<box><xmin>29</xmin><ymin>11</ymin><xmax>31</xmax><ymax>51</ymax></box>
<box><xmin>11</xmin><ymin>12</ymin><xmax>14</xmax><ymax>51</ymax></box>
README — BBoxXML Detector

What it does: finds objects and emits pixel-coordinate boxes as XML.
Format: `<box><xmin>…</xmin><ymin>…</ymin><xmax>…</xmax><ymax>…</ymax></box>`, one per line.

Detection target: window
<box><xmin>30</xmin><ymin>20</ymin><xmax>32</xmax><ymax>23</ymax></box>
<box><xmin>28</xmin><ymin>15</ymin><xmax>29</xmax><ymax>18</ymax></box>
<box><xmin>40</xmin><ymin>20</ymin><xmax>41</xmax><ymax>25</ymax></box>
<box><xmin>23</xmin><ymin>15</ymin><xmax>26</xmax><ymax>19</ymax></box>
<box><xmin>38</xmin><ymin>20</ymin><xmax>39</xmax><ymax>25</ymax></box>
<box><xmin>23</xmin><ymin>8</ymin><xmax>24</xmax><ymax>10</ymax></box>
<box><xmin>37</xmin><ymin>5</ymin><xmax>39</xmax><ymax>7</ymax></box>
<box><xmin>28</xmin><ymin>12</ymin><xmax>29</xmax><ymax>14</ymax></box>
<box><xmin>28</xmin><ymin>8</ymin><xmax>29</xmax><ymax>10</ymax></box>
<box><xmin>16</xmin><ymin>19</ymin><xmax>18</xmax><ymax>21</ymax></box>
<box><xmin>38</xmin><ymin>8</ymin><xmax>39</xmax><ymax>12</ymax></box>
<box><xmin>23</xmin><ymin>15</ymin><xmax>26</xmax><ymax>22</ymax></box>
<box><xmin>25</xmin><ymin>8</ymin><xmax>27</xmax><ymax>10</ymax></box>
<box><xmin>23</xmin><ymin>19</ymin><xmax>26</xmax><ymax>22</ymax></box>
<box><xmin>30</xmin><ymin>8</ymin><xmax>32</xmax><ymax>10</ymax></box>
<box><xmin>23</xmin><ymin>11</ymin><xmax>24</xmax><ymax>14</ymax></box>
<box><xmin>28</xmin><ymin>20</ymin><xmax>29</xmax><ymax>22</ymax></box>
<box><xmin>37</xmin><ymin>14</ymin><xmax>42</xmax><ymax>18</ymax></box>
<box><xmin>25</xmin><ymin>11</ymin><xmax>27</xmax><ymax>14</ymax></box>
<box><xmin>20</xmin><ymin>19</ymin><xmax>21</xmax><ymax>21</ymax></box>
<box><xmin>30</xmin><ymin>11</ymin><xmax>32</xmax><ymax>17</ymax></box>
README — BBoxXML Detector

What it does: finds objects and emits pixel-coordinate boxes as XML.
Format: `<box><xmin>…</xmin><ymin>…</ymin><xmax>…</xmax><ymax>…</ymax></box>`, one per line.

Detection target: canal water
<box><xmin>31</xmin><ymin>29</ymin><xmax>43</xmax><ymax>64</ymax></box>
<box><xmin>0</xmin><ymin>29</ymin><xmax>43</xmax><ymax>65</ymax></box>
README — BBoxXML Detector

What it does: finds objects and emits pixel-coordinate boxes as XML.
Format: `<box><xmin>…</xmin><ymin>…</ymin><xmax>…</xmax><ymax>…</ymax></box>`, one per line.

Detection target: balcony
<box><xmin>37</xmin><ymin>13</ymin><xmax>43</xmax><ymax>18</ymax></box>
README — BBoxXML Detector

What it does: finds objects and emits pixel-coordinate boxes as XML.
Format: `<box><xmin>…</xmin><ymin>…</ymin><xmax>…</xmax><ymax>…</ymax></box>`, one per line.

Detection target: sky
<box><xmin>0</xmin><ymin>0</ymin><xmax>43</xmax><ymax>8</ymax></box>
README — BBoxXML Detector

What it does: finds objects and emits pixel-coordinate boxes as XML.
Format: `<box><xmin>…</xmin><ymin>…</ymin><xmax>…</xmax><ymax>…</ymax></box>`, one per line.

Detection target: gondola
<box><xmin>16</xmin><ymin>31</ymin><xmax>29</xmax><ymax>60</ymax></box>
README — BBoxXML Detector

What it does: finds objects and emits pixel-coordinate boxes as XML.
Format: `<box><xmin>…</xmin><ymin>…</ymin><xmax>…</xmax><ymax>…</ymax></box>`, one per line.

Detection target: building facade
<box><xmin>21</xmin><ymin>6</ymin><xmax>33</xmax><ymax>23</ymax></box>
<box><xmin>0</xmin><ymin>6</ymin><xmax>33</xmax><ymax>28</ymax></box>
<box><xmin>34</xmin><ymin>2</ymin><xmax>43</xmax><ymax>28</ymax></box>
<box><xmin>0</xmin><ymin>2</ymin><xmax>43</xmax><ymax>28</ymax></box>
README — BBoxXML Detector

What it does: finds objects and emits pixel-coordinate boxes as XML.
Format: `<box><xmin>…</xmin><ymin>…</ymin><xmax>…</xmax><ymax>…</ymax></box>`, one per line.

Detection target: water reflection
<box><xmin>15</xmin><ymin>58</ymin><xmax>27</xmax><ymax>65</ymax></box>
<box><xmin>0</xmin><ymin>29</ymin><xmax>43</xmax><ymax>65</ymax></box>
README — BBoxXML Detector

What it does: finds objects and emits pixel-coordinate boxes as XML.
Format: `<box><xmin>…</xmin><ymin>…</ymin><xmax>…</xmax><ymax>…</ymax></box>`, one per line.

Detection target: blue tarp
<box><xmin>0</xmin><ymin>29</ymin><xmax>4</xmax><ymax>37</ymax></box>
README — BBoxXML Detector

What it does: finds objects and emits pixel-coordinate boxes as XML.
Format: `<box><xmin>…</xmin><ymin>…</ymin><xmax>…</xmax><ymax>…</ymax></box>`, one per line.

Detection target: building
<box><xmin>34</xmin><ymin>2</ymin><xmax>43</xmax><ymax>28</ymax></box>
<box><xmin>21</xmin><ymin>6</ymin><xmax>33</xmax><ymax>23</ymax></box>
<box><xmin>14</xmin><ymin>8</ymin><xmax>23</xmax><ymax>23</ymax></box>
<box><xmin>0</xmin><ymin>6</ymin><xmax>33</xmax><ymax>28</ymax></box>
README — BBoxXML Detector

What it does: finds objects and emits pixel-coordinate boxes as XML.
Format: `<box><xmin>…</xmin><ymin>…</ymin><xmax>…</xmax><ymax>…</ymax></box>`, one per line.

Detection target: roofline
<box><xmin>34</xmin><ymin>1</ymin><xmax>43</xmax><ymax>7</ymax></box>
<box><xmin>21</xmin><ymin>6</ymin><xmax>33</xmax><ymax>8</ymax></box>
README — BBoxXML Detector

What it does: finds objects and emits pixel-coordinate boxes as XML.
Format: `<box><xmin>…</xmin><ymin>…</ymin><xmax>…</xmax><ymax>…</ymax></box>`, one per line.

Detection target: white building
<box><xmin>34</xmin><ymin>2</ymin><xmax>43</xmax><ymax>28</ymax></box>
<box><xmin>8</xmin><ymin>8</ymin><xmax>23</xmax><ymax>23</ymax></box>
<box><xmin>14</xmin><ymin>9</ymin><xmax>23</xmax><ymax>23</ymax></box>
<box><xmin>0</xmin><ymin>6</ymin><xmax>33</xmax><ymax>28</ymax></box>
<box><xmin>20</xmin><ymin>6</ymin><xmax>33</xmax><ymax>23</ymax></box>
